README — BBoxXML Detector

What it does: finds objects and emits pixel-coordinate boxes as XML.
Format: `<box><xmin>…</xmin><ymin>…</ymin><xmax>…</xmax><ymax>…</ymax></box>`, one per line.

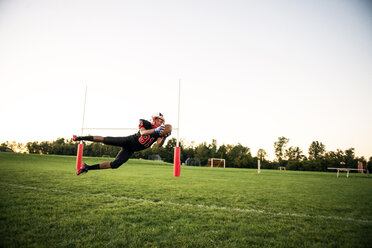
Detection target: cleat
<box><xmin>76</xmin><ymin>163</ymin><xmax>88</xmax><ymax>175</ymax></box>
<box><xmin>72</xmin><ymin>135</ymin><xmax>81</xmax><ymax>142</ymax></box>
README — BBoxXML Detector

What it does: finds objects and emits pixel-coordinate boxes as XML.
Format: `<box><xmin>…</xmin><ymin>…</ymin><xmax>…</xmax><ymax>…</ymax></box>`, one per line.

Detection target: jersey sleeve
<box><xmin>139</xmin><ymin>119</ymin><xmax>153</xmax><ymax>130</ymax></box>
<box><xmin>139</xmin><ymin>119</ymin><xmax>145</xmax><ymax>129</ymax></box>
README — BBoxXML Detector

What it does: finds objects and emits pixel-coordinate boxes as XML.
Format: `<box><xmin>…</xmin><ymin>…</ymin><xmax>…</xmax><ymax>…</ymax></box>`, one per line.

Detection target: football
<box><xmin>160</xmin><ymin>124</ymin><xmax>172</xmax><ymax>137</ymax></box>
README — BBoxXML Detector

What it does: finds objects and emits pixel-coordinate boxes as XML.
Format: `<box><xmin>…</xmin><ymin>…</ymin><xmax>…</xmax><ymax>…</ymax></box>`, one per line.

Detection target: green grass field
<box><xmin>0</xmin><ymin>152</ymin><xmax>371</xmax><ymax>247</ymax></box>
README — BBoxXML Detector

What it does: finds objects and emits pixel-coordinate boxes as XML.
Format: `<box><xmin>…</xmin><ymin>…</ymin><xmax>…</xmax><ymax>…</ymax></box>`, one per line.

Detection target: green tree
<box><xmin>257</xmin><ymin>148</ymin><xmax>268</xmax><ymax>161</ymax></box>
<box><xmin>344</xmin><ymin>148</ymin><xmax>356</xmax><ymax>168</ymax></box>
<box><xmin>0</xmin><ymin>142</ymin><xmax>12</xmax><ymax>152</ymax></box>
<box><xmin>26</xmin><ymin>141</ymin><xmax>40</xmax><ymax>154</ymax></box>
<box><xmin>226</xmin><ymin>143</ymin><xmax>252</xmax><ymax>168</ymax></box>
<box><xmin>162</xmin><ymin>138</ymin><xmax>177</xmax><ymax>163</ymax></box>
<box><xmin>308</xmin><ymin>141</ymin><xmax>326</xmax><ymax>160</ymax></box>
<box><xmin>335</xmin><ymin>149</ymin><xmax>346</xmax><ymax>164</ymax></box>
<box><xmin>39</xmin><ymin>141</ymin><xmax>51</xmax><ymax>154</ymax></box>
<box><xmin>195</xmin><ymin>142</ymin><xmax>210</xmax><ymax>165</ymax></box>
<box><xmin>217</xmin><ymin>144</ymin><xmax>227</xmax><ymax>159</ymax></box>
<box><xmin>367</xmin><ymin>157</ymin><xmax>372</xmax><ymax>173</ymax></box>
<box><xmin>286</xmin><ymin>146</ymin><xmax>305</xmax><ymax>161</ymax></box>
<box><xmin>182</xmin><ymin>141</ymin><xmax>196</xmax><ymax>163</ymax></box>
<box><xmin>209</xmin><ymin>139</ymin><xmax>218</xmax><ymax>158</ymax></box>
<box><xmin>274</xmin><ymin>136</ymin><xmax>289</xmax><ymax>163</ymax></box>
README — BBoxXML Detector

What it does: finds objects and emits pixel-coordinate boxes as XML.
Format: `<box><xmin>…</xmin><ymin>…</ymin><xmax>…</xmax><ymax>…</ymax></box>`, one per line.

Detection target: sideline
<box><xmin>2</xmin><ymin>182</ymin><xmax>371</xmax><ymax>224</ymax></box>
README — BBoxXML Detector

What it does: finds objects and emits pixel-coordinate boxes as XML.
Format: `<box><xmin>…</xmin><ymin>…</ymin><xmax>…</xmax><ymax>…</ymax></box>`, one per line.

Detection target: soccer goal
<box><xmin>206</xmin><ymin>158</ymin><xmax>226</xmax><ymax>168</ymax></box>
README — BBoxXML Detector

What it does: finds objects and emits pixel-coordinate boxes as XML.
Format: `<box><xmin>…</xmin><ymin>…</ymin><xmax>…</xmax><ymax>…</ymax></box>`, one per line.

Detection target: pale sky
<box><xmin>1</xmin><ymin>0</ymin><xmax>371</xmax><ymax>160</ymax></box>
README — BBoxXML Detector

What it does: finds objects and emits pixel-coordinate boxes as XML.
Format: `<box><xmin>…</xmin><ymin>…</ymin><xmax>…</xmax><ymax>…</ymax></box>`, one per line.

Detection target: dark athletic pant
<box><xmin>103</xmin><ymin>137</ymin><xmax>135</xmax><ymax>169</ymax></box>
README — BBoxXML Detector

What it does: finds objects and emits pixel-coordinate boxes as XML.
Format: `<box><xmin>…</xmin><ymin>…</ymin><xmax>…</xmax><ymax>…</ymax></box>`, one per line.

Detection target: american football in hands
<box><xmin>160</xmin><ymin>124</ymin><xmax>172</xmax><ymax>137</ymax></box>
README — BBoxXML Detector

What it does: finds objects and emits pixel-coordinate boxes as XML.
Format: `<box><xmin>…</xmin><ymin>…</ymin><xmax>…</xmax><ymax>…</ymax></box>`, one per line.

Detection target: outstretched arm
<box><xmin>156</xmin><ymin>137</ymin><xmax>166</xmax><ymax>147</ymax></box>
<box><xmin>139</xmin><ymin>128</ymin><xmax>155</xmax><ymax>136</ymax></box>
<box><xmin>139</xmin><ymin>125</ymin><xmax>164</xmax><ymax>136</ymax></box>
<box><xmin>157</xmin><ymin>132</ymin><xmax>171</xmax><ymax>147</ymax></box>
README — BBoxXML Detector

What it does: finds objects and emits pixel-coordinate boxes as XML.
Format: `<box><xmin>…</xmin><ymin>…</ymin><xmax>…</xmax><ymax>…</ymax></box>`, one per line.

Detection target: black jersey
<box><xmin>128</xmin><ymin>119</ymin><xmax>161</xmax><ymax>152</ymax></box>
<box><xmin>102</xmin><ymin>119</ymin><xmax>162</xmax><ymax>152</ymax></box>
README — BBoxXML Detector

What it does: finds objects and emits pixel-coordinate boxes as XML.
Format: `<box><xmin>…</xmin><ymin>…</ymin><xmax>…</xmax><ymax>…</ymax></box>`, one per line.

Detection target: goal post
<box><xmin>76</xmin><ymin>82</ymin><xmax>182</xmax><ymax>178</ymax></box>
<box><xmin>173</xmin><ymin>79</ymin><xmax>181</xmax><ymax>177</ymax></box>
<box><xmin>207</xmin><ymin>158</ymin><xmax>226</xmax><ymax>168</ymax></box>
<box><xmin>76</xmin><ymin>86</ymin><xmax>87</xmax><ymax>170</ymax></box>
<box><xmin>258</xmin><ymin>159</ymin><xmax>261</xmax><ymax>174</ymax></box>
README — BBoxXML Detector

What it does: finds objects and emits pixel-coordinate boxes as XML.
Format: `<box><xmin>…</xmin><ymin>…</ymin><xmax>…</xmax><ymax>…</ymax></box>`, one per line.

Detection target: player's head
<box><xmin>151</xmin><ymin>112</ymin><xmax>165</xmax><ymax>126</ymax></box>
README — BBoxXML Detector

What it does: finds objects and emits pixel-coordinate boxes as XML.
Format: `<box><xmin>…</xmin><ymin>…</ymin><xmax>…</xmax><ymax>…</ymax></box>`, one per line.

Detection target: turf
<box><xmin>0</xmin><ymin>152</ymin><xmax>371</xmax><ymax>247</ymax></box>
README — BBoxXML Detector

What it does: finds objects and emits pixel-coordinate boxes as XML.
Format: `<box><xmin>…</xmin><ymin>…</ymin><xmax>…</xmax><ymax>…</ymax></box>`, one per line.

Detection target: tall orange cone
<box><xmin>76</xmin><ymin>143</ymin><xmax>84</xmax><ymax>169</ymax></box>
<box><xmin>173</xmin><ymin>146</ymin><xmax>181</xmax><ymax>177</ymax></box>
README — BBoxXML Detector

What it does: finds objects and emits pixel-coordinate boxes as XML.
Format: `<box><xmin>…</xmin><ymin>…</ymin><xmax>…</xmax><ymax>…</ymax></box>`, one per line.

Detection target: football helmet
<box><xmin>151</xmin><ymin>112</ymin><xmax>165</xmax><ymax>124</ymax></box>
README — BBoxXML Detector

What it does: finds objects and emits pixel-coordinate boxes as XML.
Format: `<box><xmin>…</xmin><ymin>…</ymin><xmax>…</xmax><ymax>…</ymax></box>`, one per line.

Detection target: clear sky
<box><xmin>1</xmin><ymin>0</ymin><xmax>371</xmax><ymax>160</ymax></box>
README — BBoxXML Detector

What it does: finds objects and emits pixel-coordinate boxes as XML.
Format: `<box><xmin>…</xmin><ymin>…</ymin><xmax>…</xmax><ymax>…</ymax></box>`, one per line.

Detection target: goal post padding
<box><xmin>76</xmin><ymin>143</ymin><xmax>84</xmax><ymax>169</ymax></box>
<box><xmin>174</xmin><ymin>146</ymin><xmax>181</xmax><ymax>177</ymax></box>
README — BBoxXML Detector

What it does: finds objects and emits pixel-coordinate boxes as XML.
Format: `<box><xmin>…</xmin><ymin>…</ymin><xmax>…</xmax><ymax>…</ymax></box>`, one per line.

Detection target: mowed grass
<box><xmin>0</xmin><ymin>153</ymin><xmax>371</xmax><ymax>248</ymax></box>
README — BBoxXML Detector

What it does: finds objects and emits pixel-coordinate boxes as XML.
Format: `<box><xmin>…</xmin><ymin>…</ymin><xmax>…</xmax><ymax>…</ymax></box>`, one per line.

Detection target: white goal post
<box><xmin>207</xmin><ymin>158</ymin><xmax>226</xmax><ymax>168</ymax></box>
<box><xmin>76</xmin><ymin>83</ymin><xmax>182</xmax><ymax>177</ymax></box>
<box><xmin>79</xmin><ymin>86</ymin><xmax>178</xmax><ymax>135</ymax></box>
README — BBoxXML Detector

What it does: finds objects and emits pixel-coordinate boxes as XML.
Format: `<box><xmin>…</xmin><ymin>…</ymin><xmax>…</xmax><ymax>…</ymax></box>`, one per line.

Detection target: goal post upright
<box><xmin>81</xmin><ymin>85</ymin><xmax>88</xmax><ymax>138</ymax></box>
<box><xmin>173</xmin><ymin>79</ymin><xmax>181</xmax><ymax>177</ymax></box>
<box><xmin>176</xmin><ymin>79</ymin><xmax>181</xmax><ymax>148</ymax></box>
<box><xmin>258</xmin><ymin>159</ymin><xmax>261</xmax><ymax>174</ymax></box>
<box><xmin>76</xmin><ymin>85</ymin><xmax>87</xmax><ymax>170</ymax></box>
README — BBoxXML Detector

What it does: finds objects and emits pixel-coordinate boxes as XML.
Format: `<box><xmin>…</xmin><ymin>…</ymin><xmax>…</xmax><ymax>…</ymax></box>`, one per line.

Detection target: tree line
<box><xmin>1</xmin><ymin>136</ymin><xmax>371</xmax><ymax>172</ymax></box>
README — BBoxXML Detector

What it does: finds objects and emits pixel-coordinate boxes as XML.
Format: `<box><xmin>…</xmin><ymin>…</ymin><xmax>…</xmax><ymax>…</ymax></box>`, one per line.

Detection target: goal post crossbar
<box><xmin>82</xmin><ymin>127</ymin><xmax>179</xmax><ymax>132</ymax></box>
<box><xmin>83</xmin><ymin>128</ymin><xmax>137</xmax><ymax>131</ymax></box>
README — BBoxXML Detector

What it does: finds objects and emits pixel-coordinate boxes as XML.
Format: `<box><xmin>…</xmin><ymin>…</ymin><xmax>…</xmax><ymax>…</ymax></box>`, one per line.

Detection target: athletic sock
<box><xmin>87</xmin><ymin>164</ymin><xmax>100</xmax><ymax>170</ymax></box>
<box><xmin>80</xmin><ymin>136</ymin><xmax>94</xmax><ymax>141</ymax></box>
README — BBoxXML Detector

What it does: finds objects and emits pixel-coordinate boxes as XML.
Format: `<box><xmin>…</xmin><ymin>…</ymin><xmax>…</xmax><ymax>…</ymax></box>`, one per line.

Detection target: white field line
<box><xmin>2</xmin><ymin>183</ymin><xmax>371</xmax><ymax>224</ymax></box>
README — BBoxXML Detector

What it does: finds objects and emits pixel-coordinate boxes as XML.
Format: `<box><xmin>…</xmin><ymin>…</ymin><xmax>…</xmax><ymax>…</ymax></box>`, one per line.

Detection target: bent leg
<box><xmin>110</xmin><ymin>149</ymin><xmax>133</xmax><ymax>169</ymax></box>
<box><xmin>86</xmin><ymin>149</ymin><xmax>132</xmax><ymax>171</ymax></box>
